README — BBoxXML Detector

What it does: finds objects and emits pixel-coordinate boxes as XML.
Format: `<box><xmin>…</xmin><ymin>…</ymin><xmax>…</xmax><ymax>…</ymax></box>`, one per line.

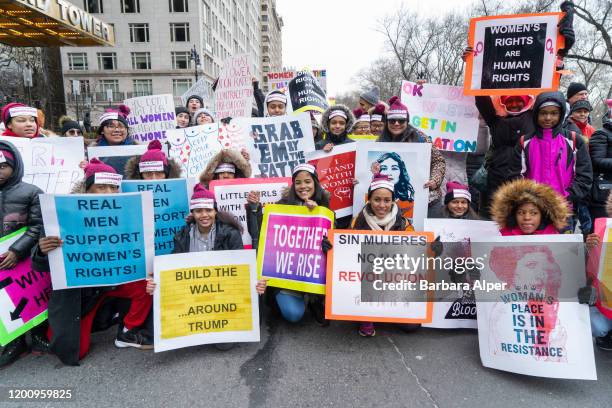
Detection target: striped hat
<box><xmin>190</xmin><ymin>184</ymin><xmax>216</xmax><ymax>210</ymax></box>
<box><xmin>368</xmin><ymin>174</ymin><xmax>394</xmax><ymax>198</ymax></box>
<box><xmin>386</xmin><ymin>96</ymin><xmax>408</xmax><ymax>120</ymax></box>
<box><xmin>444</xmin><ymin>181</ymin><xmax>471</xmax><ymax>204</ymax></box>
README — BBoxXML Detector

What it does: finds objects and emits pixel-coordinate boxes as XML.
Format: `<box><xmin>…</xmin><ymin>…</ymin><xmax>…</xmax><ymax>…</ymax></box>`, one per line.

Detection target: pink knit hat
<box><xmin>444</xmin><ymin>181</ymin><xmax>471</xmax><ymax>204</ymax></box>
<box><xmin>190</xmin><ymin>184</ymin><xmax>216</xmax><ymax>210</ymax></box>
<box><xmin>368</xmin><ymin>174</ymin><xmax>395</xmax><ymax>198</ymax></box>
<box><xmin>139</xmin><ymin>140</ymin><xmax>168</xmax><ymax>173</ymax></box>
<box><xmin>370</xmin><ymin>103</ymin><xmax>386</xmax><ymax>122</ymax></box>
<box><xmin>84</xmin><ymin>158</ymin><xmax>122</xmax><ymax>189</ymax></box>
<box><xmin>386</xmin><ymin>96</ymin><xmax>408</xmax><ymax>120</ymax></box>
<box><xmin>352</xmin><ymin>108</ymin><xmax>370</xmax><ymax>124</ymax></box>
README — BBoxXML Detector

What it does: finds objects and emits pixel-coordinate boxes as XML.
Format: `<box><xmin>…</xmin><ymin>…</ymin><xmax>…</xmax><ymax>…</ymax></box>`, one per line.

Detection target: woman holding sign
<box><xmin>1</xmin><ymin>103</ymin><xmax>41</xmax><ymax>138</ymax></box>
<box><xmin>350</xmin><ymin>175</ymin><xmax>415</xmax><ymax>337</ymax></box>
<box><xmin>246</xmin><ymin>163</ymin><xmax>332</xmax><ymax>324</ymax></box>
<box><xmin>125</xmin><ymin>140</ymin><xmax>182</xmax><ymax>180</ymax></box>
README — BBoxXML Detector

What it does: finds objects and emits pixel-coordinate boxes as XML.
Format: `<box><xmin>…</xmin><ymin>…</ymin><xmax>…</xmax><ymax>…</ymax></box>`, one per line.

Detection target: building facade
<box><xmin>61</xmin><ymin>0</ymin><xmax>275</xmax><ymax>123</ymax></box>
<box><xmin>259</xmin><ymin>0</ymin><xmax>283</xmax><ymax>93</ymax></box>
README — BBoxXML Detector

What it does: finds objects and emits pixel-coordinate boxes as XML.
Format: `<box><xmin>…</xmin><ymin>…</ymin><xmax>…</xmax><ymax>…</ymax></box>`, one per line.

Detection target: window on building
<box><xmin>84</xmin><ymin>0</ymin><xmax>103</xmax><ymax>13</ymax></box>
<box><xmin>261</xmin><ymin>4</ymin><xmax>268</xmax><ymax>11</ymax></box>
<box><xmin>97</xmin><ymin>52</ymin><xmax>117</xmax><ymax>70</ymax></box>
<box><xmin>129</xmin><ymin>23</ymin><xmax>149</xmax><ymax>42</ymax></box>
<box><xmin>262</xmin><ymin>24</ymin><xmax>268</xmax><ymax>31</ymax></box>
<box><xmin>133</xmin><ymin>79</ymin><xmax>153</xmax><ymax>96</ymax></box>
<box><xmin>170</xmin><ymin>23</ymin><xmax>190</xmax><ymax>42</ymax></box>
<box><xmin>68</xmin><ymin>53</ymin><xmax>88</xmax><ymax>70</ymax></box>
<box><xmin>131</xmin><ymin>52</ymin><xmax>151</xmax><ymax>69</ymax></box>
<box><xmin>261</xmin><ymin>15</ymin><xmax>268</xmax><ymax>22</ymax></box>
<box><xmin>99</xmin><ymin>79</ymin><xmax>120</xmax><ymax>95</ymax></box>
<box><xmin>171</xmin><ymin>52</ymin><xmax>191</xmax><ymax>69</ymax></box>
<box><xmin>172</xmin><ymin>79</ymin><xmax>193</xmax><ymax>96</ymax></box>
<box><xmin>169</xmin><ymin>0</ymin><xmax>189</xmax><ymax>12</ymax></box>
<box><xmin>121</xmin><ymin>0</ymin><xmax>140</xmax><ymax>13</ymax></box>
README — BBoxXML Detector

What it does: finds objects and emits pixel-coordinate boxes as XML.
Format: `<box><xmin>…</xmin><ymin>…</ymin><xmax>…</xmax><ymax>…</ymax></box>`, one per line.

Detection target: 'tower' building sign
<box><xmin>0</xmin><ymin>0</ymin><xmax>115</xmax><ymax>46</ymax></box>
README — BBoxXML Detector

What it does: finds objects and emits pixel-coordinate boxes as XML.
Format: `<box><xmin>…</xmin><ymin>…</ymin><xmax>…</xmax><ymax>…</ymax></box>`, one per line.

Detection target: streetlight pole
<box><xmin>190</xmin><ymin>44</ymin><xmax>201</xmax><ymax>83</ymax></box>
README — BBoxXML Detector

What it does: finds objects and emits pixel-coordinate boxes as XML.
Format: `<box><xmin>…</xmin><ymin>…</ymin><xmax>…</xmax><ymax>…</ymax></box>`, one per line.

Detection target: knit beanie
<box><xmin>190</xmin><ymin>184</ymin><xmax>216</xmax><ymax>210</ymax></box>
<box><xmin>59</xmin><ymin>115</ymin><xmax>82</xmax><ymax>135</ymax></box>
<box><xmin>98</xmin><ymin>104</ymin><xmax>130</xmax><ymax>134</ymax></box>
<box><xmin>292</xmin><ymin>163</ymin><xmax>317</xmax><ymax>179</ymax></box>
<box><xmin>1</xmin><ymin>103</ymin><xmax>38</xmax><ymax>127</ymax></box>
<box><xmin>444</xmin><ymin>181</ymin><xmax>471</xmax><ymax>205</ymax></box>
<box><xmin>569</xmin><ymin>100</ymin><xmax>592</xmax><ymax>114</ymax></box>
<box><xmin>185</xmin><ymin>95</ymin><xmax>204</xmax><ymax>108</ymax></box>
<box><xmin>0</xmin><ymin>149</ymin><xmax>16</xmax><ymax>168</ymax></box>
<box><xmin>84</xmin><ymin>158</ymin><xmax>122</xmax><ymax>190</ymax></box>
<box><xmin>386</xmin><ymin>96</ymin><xmax>409</xmax><ymax>120</ymax></box>
<box><xmin>368</xmin><ymin>174</ymin><xmax>394</xmax><ymax>199</ymax></box>
<box><xmin>265</xmin><ymin>90</ymin><xmax>287</xmax><ymax>106</ymax></box>
<box><xmin>566</xmin><ymin>83</ymin><xmax>587</xmax><ymax>100</ymax></box>
<box><xmin>139</xmin><ymin>140</ymin><xmax>168</xmax><ymax>174</ymax></box>
<box><xmin>175</xmin><ymin>106</ymin><xmax>190</xmax><ymax>116</ymax></box>
<box><xmin>193</xmin><ymin>107</ymin><xmax>216</xmax><ymax>123</ymax></box>
<box><xmin>360</xmin><ymin>87</ymin><xmax>380</xmax><ymax>106</ymax></box>
<box><xmin>353</xmin><ymin>108</ymin><xmax>370</xmax><ymax>124</ymax></box>
<box><xmin>214</xmin><ymin>163</ymin><xmax>236</xmax><ymax>174</ymax></box>
<box><xmin>370</xmin><ymin>103</ymin><xmax>386</xmax><ymax>122</ymax></box>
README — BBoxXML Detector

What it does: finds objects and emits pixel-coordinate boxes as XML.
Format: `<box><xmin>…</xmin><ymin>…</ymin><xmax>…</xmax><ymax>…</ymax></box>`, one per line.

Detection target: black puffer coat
<box><xmin>0</xmin><ymin>140</ymin><xmax>43</xmax><ymax>260</ymax></box>
<box><xmin>589</xmin><ymin>111</ymin><xmax>612</xmax><ymax>209</ymax></box>
<box><xmin>172</xmin><ymin>219</ymin><xmax>244</xmax><ymax>253</ymax></box>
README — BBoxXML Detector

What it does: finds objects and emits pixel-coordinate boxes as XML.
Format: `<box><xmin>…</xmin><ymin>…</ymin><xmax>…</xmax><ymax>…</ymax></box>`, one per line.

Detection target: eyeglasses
<box><xmin>66</xmin><ymin>129</ymin><xmax>82</xmax><ymax>136</ymax></box>
<box><xmin>388</xmin><ymin>119</ymin><xmax>407</xmax><ymax>125</ymax></box>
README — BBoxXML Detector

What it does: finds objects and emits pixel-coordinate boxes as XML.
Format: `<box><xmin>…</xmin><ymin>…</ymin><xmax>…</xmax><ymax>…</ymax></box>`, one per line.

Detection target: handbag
<box><xmin>592</xmin><ymin>173</ymin><xmax>612</xmax><ymax>203</ymax></box>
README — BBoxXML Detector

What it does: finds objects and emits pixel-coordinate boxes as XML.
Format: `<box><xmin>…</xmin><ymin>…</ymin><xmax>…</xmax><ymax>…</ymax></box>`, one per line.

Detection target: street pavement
<box><xmin>1</xmin><ymin>312</ymin><xmax>611</xmax><ymax>408</ymax></box>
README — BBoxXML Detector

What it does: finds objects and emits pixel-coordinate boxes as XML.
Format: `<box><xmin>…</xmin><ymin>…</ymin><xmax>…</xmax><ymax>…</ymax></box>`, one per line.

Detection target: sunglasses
<box><xmin>388</xmin><ymin>119</ymin><xmax>407</xmax><ymax>124</ymax></box>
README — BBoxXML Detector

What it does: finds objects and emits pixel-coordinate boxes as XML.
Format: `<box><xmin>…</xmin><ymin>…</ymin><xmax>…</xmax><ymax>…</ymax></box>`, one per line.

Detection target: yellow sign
<box><xmin>160</xmin><ymin>264</ymin><xmax>252</xmax><ymax>339</ymax></box>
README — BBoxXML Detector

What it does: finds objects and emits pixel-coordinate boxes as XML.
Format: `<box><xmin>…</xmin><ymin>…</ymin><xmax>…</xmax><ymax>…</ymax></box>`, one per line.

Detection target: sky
<box><xmin>275</xmin><ymin>0</ymin><xmax>475</xmax><ymax>97</ymax></box>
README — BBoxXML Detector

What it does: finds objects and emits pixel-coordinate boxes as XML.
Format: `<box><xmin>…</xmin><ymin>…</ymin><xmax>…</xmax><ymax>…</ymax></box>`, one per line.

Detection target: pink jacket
<box><xmin>500</xmin><ymin>224</ymin><xmax>560</xmax><ymax>236</ymax></box>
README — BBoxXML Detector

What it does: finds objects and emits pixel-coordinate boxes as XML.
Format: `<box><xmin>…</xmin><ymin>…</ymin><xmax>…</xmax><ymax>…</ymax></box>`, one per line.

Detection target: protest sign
<box><xmin>325</xmin><ymin>230</ymin><xmax>434</xmax><ymax>323</ymax></box>
<box><xmin>0</xmin><ymin>136</ymin><xmax>84</xmax><ymax>193</ymax></box>
<box><xmin>124</xmin><ymin>94</ymin><xmax>177</xmax><ymax>143</ymax></box>
<box><xmin>0</xmin><ymin>228</ymin><xmax>51</xmax><ymax>346</ymax></box>
<box><xmin>240</xmin><ymin>113</ymin><xmax>316</xmax><ymax>178</ymax></box>
<box><xmin>353</xmin><ymin>142</ymin><xmax>431</xmax><ymax>230</ymax></box>
<box><xmin>257</xmin><ymin>204</ymin><xmax>335</xmax><ymax>294</ymax></box>
<box><xmin>401</xmin><ymin>81</ymin><xmax>480</xmax><ymax>153</ymax></box>
<box><xmin>87</xmin><ymin>144</ymin><xmax>149</xmax><ymax>177</ymax></box>
<box><xmin>267</xmin><ymin>69</ymin><xmax>327</xmax><ymax>94</ymax></box>
<box><xmin>307</xmin><ymin>144</ymin><xmax>356</xmax><ymax>218</ymax></box>
<box><xmin>218</xmin><ymin>121</ymin><xmax>249</xmax><ymax>151</ymax></box>
<box><xmin>588</xmin><ymin>218</ymin><xmax>612</xmax><ymax>318</ymax></box>
<box><xmin>153</xmin><ymin>250</ymin><xmax>259</xmax><ymax>352</ymax></box>
<box><xmin>166</xmin><ymin>124</ymin><xmax>222</xmax><ymax>178</ymax></box>
<box><xmin>210</xmin><ymin>177</ymin><xmax>291</xmax><ymax>248</ymax></box>
<box><xmin>287</xmin><ymin>71</ymin><xmax>329</xmax><ymax>113</ymax></box>
<box><xmin>181</xmin><ymin>78</ymin><xmax>215</xmax><ymax>107</ymax></box>
<box><xmin>215</xmin><ymin>54</ymin><xmax>254</xmax><ymax>119</ymax></box>
<box><xmin>121</xmin><ymin>179</ymin><xmax>190</xmax><ymax>255</ymax></box>
<box><xmin>464</xmin><ymin>13</ymin><xmax>564</xmax><ymax>96</ymax></box>
<box><xmin>40</xmin><ymin>192</ymin><xmax>154</xmax><ymax>290</ymax></box>
<box><xmin>422</xmin><ymin>219</ymin><xmax>500</xmax><ymax>329</ymax></box>
<box><xmin>472</xmin><ymin>235</ymin><xmax>596</xmax><ymax>380</ymax></box>
<box><xmin>348</xmin><ymin>134</ymin><xmax>378</xmax><ymax>141</ymax></box>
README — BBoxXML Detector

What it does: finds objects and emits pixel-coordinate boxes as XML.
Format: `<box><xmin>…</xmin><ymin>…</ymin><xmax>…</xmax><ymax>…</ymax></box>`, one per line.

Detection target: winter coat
<box><xmin>198</xmin><ymin>149</ymin><xmax>252</xmax><ymax>187</ymax></box>
<box><xmin>172</xmin><ymin>219</ymin><xmax>244</xmax><ymax>253</ymax></box>
<box><xmin>0</xmin><ymin>140</ymin><xmax>43</xmax><ymax>259</ymax></box>
<box><xmin>124</xmin><ymin>155</ymin><xmax>183</xmax><ymax>180</ymax></box>
<box><xmin>253</xmin><ymin>81</ymin><xmax>265</xmax><ymax>118</ymax></box>
<box><xmin>589</xmin><ymin>112</ymin><xmax>612</xmax><ymax>208</ymax></box>
<box><xmin>475</xmin><ymin>95</ymin><xmax>535</xmax><ymax>194</ymax></box>
<box><xmin>489</xmin><ymin>178</ymin><xmax>570</xmax><ymax>234</ymax></box>
<box><xmin>427</xmin><ymin>204</ymin><xmax>481</xmax><ymax>220</ymax></box>
<box><xmin>88</xmin><ymin>138</ymin><xmax>139</xmax><ymax>177</ymax></box>
<box><xmin>315</xmin><ymin>104</ymin><xmax>356</xmax><ymax>150</ymax></box>
<box><xmin>564</xmin><ymin>117</ymin><xmax>595</xmax><ymax>140</ymax></box>
<box><xmin>513</xmin><ymin>92</ymin><xmax>593</xmax><ymax>205</ymax></box>
<box><xmin>376</xmin><ymin>126</ymin><xmax>446</xmax><ymax>204</ymax></box>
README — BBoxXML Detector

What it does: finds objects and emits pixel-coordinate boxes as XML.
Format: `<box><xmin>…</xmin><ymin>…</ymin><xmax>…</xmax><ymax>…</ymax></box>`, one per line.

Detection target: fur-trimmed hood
<box><xmin>321</xmin><ymin>104</ymin><xmax>355</xmax><ymax>134</ymax></box>
<box><xmin>124</xmin><ymin>155</ymin><xmax>183</xmax><ymax>180</ymax></box>
<box><xmin>607</xmin><ymin>192</ymin><xmax>612</xmax><ymax>217</ymax></box>
<box><xmin>490</xmin><ymin>178</ymin><xmax>570</xmax><ymax>231</ymax></box>
<box><xmin>199</xmin><ymin>149</ymin><xmax>252</xmax><ymax>186</ymax></box>
<box><xmin>71</xmin><ymin>180</ymin><xmax>87</xmax><ymax>194</ymax></box>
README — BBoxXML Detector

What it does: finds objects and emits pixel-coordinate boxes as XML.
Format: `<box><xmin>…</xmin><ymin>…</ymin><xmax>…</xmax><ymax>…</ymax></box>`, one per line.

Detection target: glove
<box><xmin>577</xmin><ymin>285</ymin><xmax>597</xmax><ymax>306</ymax></box>
<box><xmin>321</xmin><ymin>236</ymin><xmax>333</xmax><ymax>253</ymax></box>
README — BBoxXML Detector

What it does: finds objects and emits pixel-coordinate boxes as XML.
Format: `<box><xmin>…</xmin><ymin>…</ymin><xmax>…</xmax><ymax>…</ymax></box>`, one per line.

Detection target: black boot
<box><xmin>31</xmin><ymin>333</ymin><xmax>51</xmax><ymax>355</ymax></box>
<box><xmin>0</xmin><ymin>336</ymin><xmax>28</xmax><ymax>368</ymax></box>
<box><xmin>595</xmin><ymin>332</ymin><xmax>612</xmax><ymax>351</ymax></box>
<box><xmin>308</xmin><ymin>295</ymin><xmax>329</xmax><ymax>327</ymax></box>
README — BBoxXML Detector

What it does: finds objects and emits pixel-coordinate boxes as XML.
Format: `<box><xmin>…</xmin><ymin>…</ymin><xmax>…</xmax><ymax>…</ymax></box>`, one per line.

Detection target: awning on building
<box><xmin>0</xmin><ymin>0</ymin><xmax>114</xmax><ymax>47</ymax></box>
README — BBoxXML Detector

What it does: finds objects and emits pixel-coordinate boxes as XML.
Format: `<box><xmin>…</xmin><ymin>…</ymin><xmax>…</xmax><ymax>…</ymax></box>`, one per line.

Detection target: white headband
<box><xmin>139</xmin><ymin>161</ymin><xmax>165</xmax><ymax>173</ymax></box>
<box><xmin>387</xmin><ymin>109</ymin><xmax>408</xmax><ymax>120</ymax></box>
<box><xmin>451</xmin><ymin>189</ymin><xmax>471</xmax><ymax>202</ymax></box>
<box><xmin>292</xmin><ymin>163</ymin><xmax>316</xmax><ymax>176</ymax></box>
<box><xmin>94</xmin><ymin>172</ymin><xmax>122</xmax><ymax>187</ymax></box>
<box><xmin>329</xmin><ymin>110</ymin><xmax>347</xmax><ymax>120</ymax></box>
<box><xmin>8</xmin><ymin>106</ymin><xmax>37</xmax><ymax>118</ymax></box>
<box><xmin>214</xmin><ymin>163</ymin><xmax>236</xmax><ymax>174</ymax></box>
<box><xmin>370</xmin><ymin>179</ymin><xmax>394</xmax><ymax>193</ymax></box>
<box><xmin>356</xmin><ymin>114</ymin><xmax>370</xmax><ymax>123</ymax></box>
<box><xmin>540</xmin><ymin>101</ymin><xmax>561</xmax><ymax>109</ymax></box>
<box><xmin>190</xmin><ymin>198</ymin><xmax>215</xmax><ymax>210</ymax></box>
<box><xmin>371</xmin><ymin>114</ymin><xmax>383</xmax><ymax>122</ymax></box>
<box><xmin>0</xmin><ymin>152</ymin><xmax>6</xmax><ymax>163</ymax></box>
<box><xmin>99</xmin><ymin>112</ymin><xmax>119</xmax><ymax>124</ymax></box>
<box><xmin>266</xmin><ymin>93</ymin><xmax>287</xmax><ymax>105</ymax></box>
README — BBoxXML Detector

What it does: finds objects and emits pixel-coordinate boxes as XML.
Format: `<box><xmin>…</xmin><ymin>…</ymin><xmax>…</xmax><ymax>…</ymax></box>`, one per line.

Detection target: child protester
<box><xmin>368</xmin><ymin>103</ymin><xmax>386</xmax><ymax>137</ymax></box>
<box><xmin>90</xmin><ymin>105</ymin><xmax>138</xmax><ymax>176</ymax></box>
<box><xmin>192</xmin><ymin>108</ymin><xmax>216</xmax><ymax>125</ymax></box>
<box><xmin>352</xmin><ymin>108</ymin><xmax>371</xmax><ymax>135</ymax></box>
<box><xmin>316</xmin><ymin>105</ymin><xmax>355</xmax><ymax>152</ymax></box>
<box><xmin>0</xmin><ymin>140</ymin><xmax>45</xmax><ymax>368</ymax></box>
<box><xmin>351</xmin><ymin>174</ymin><xmax>415</xmax><ymax>337</ymax></box>
<box><xmin>199</xmin><ymin>149</ymin><xmax>252</xmax><ymax>188</ymax></box>
<box><xmin>175</xmin><ymin>107</ymin><xmax>191</xmax><ymax>129</ymax></box>
<box><xmin>125</xmin><ymin>140</ymin><xmax>182</xmax><ymax>180</ymax></box>
<box><xmin>246</xmin><ymin>163</ymin><xmax>332</xmax><ymax>324</ymax></box>
<box><xmin>33</xmin><ymin>159</ymin><xmax>153</xmax><ymax>366</ymax></box>
<box><xmin>264</xmin><ymin>90</ymin><xmax>287</xmax><ymax>117</ymax></box>
<box><xmin>1</xmin><ymin>103</ymin><xmax>41</xmax><ymax>138</ymax></box>
<box><xmin>429</xmin><ymin>182</ymin><xmax>480</xmax><ymax>220</ymax></box>
<box><xmin>512</xmin><ymin>91</ymin><xmax>593</xmax><ymax>233</ymax></box>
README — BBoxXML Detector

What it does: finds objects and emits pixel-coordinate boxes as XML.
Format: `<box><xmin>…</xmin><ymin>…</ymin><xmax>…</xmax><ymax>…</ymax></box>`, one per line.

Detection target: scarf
<box><xmin>362</xmin><ymin>203</ymin><xmax>398</xmax><ymax>231</ymax></box>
